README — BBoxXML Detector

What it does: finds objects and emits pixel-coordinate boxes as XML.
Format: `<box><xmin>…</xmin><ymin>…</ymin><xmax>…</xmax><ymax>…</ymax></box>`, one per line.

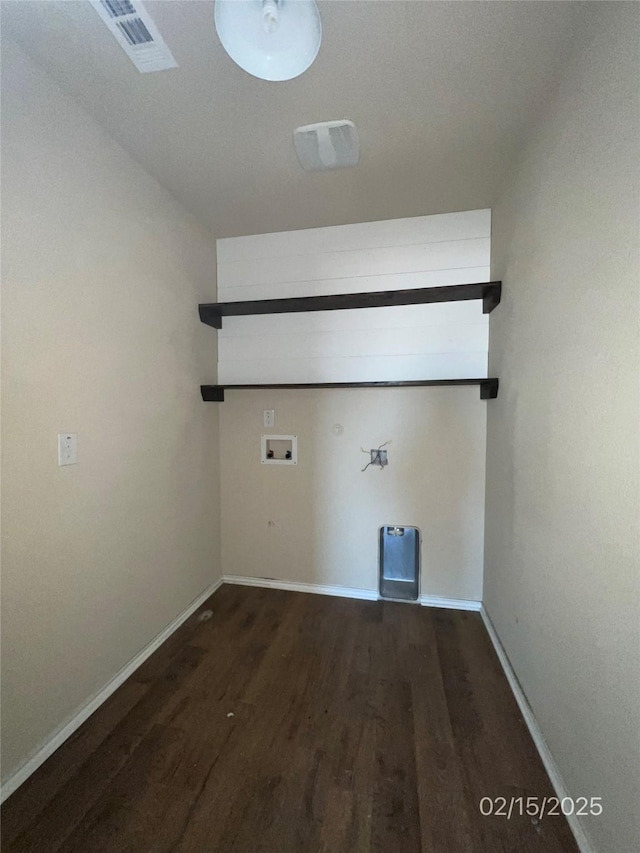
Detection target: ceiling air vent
<box><xmin>293</xmin><ymin>120</ymin><xmax>360</xmax><ymax>172</ymax></box>
<box><xmin>92</xmin><ymin>0</ymin><xmax>178</xmax><ymax>73</ymax></box>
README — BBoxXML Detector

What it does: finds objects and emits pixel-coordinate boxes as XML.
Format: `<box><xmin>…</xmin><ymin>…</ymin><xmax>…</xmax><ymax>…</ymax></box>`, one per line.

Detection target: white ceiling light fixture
<box><xmin>214</xmin><ymin>0</ymin><xmax>322</xmax><ymax>82</ymax></box>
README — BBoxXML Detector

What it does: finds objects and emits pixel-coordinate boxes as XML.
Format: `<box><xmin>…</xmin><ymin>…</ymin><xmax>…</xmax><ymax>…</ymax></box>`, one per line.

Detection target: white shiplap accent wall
<box><xmin>217</xmin><ymin>210</ymin><xmax>490</xmax><ymax>384</ymax></box>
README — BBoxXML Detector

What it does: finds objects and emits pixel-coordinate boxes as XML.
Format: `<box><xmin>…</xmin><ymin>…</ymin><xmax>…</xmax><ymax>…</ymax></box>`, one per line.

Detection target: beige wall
<box><xmin>0</xmin><ymin>40</ymin><xmax>220</xmax><ymax>785</ymax></box>
<box><xmin>220</xmin><ymin>387</ymin><xmax>486</xmax><ymax>600</ymax></box>
<box><xmin>486</xmin><ymin>5</ymin><xmax>640</xmax><ymax>852</ymax></box>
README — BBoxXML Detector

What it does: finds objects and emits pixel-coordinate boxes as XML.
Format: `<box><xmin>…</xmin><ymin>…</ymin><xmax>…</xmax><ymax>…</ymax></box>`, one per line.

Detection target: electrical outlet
<box><xmin>58</xmin><ymin>433</ymin><xmax>77</xmax><ymax>466</ymax></box>
<box><xmin>263</xmin><ymin>409</ymin><xmax>275</xmax><ymax>428</ymax></box>
<box><xmin>371</xmin><ymin>448</ymin><xmax>388</xmax><ymax>466</ymax></box>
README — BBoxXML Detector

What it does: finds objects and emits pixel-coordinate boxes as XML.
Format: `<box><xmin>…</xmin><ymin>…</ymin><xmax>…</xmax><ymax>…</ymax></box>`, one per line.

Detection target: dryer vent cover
<box><xmin>293</xmin><ymin>120</ymin><xmax>360</xmax><ymax>172</ymax></box>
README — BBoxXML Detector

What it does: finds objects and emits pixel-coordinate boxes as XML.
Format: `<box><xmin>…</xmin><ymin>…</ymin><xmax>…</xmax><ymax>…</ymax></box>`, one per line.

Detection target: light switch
<box><xmin>58</xmin><ymin>433</ymin><xmax>77</xmax><ymax>466</ymax></box>
<box><xmin>263</xmin><ymin>409</ymin><xmax>275</xmax><ymax>428</ymax></box>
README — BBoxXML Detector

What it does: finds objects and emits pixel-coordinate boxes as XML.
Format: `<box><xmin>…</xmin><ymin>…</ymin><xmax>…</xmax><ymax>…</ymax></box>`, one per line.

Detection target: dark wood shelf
<box><xmin>201</xmin><ymin>378</ymin><xmax>499</xmax><ymax>402</ymax></box>
<box><xmin>199</xmin><ymin>281</ymin><xmax>501</xmax><ymax>328</ymax></box>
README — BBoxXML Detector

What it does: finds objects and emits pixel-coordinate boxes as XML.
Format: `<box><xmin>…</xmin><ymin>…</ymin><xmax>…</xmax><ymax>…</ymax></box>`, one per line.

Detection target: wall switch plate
<box><xmin>263</xmin><ymin>409</ymin><xmax>275</xmax><ymax>428</ymax></box>
<box><xmin>58</xmin><ymin>433</ymin><xmax>77</xmax><ymax>466</ymax></box>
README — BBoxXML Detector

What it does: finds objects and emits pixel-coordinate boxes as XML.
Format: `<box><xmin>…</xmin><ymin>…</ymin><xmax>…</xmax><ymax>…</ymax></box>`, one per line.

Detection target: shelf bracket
<box><xmin>480</xmin><ymin>378</ymin><xmax>499</xmax><ymax>399</ymax></box>
<box><xmin>482</xmin><ymin>282</ymin><xmax>502</xmax><ymax>314</ymax></box>
<box><xmin>201</xmin><ymin>385</ymin><xmax>225</xmax><ymax>401</ymax></box>
<box><xmin>198</xmin><ymin>305</ymin><xmax>222</xmax><ymax>329</ymax></box>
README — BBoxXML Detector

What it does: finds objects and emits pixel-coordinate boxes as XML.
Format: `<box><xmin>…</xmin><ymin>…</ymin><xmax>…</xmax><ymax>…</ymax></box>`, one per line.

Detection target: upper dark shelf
<box><xmin>202</xmin><ymin>378</ymin><xmax>499</xmax><ymax>402</ymax></box>
<box><xmin>199</xmin><ymin>281</ymin><xmax>502</xmax><ymax>328</ymax></box>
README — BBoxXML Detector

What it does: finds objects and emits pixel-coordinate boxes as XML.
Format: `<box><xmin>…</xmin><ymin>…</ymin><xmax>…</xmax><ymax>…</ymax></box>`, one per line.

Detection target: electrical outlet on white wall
<box><xmin>263</xmin><ymin>410</ymin><xmax>275</xmax><ymax>428</ymax></box>
<box><xmin>58</xmin><ymin>433</ymin><xmax>77</xmax><ymax>466</ymax></box>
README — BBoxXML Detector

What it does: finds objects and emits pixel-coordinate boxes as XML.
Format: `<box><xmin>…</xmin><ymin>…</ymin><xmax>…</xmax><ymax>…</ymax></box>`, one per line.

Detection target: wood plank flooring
<box><xmin>1</xmin><ymin>585</ymin><xmax>579</xmax><ymax>852</ymax></box>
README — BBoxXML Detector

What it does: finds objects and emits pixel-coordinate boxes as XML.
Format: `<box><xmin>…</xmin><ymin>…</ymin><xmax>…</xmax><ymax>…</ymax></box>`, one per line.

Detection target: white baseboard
<box><xmin>0</xmin><ymin>577</ymin><xmax>223</xmax><ymax>804</ymax></box>
<box><xmin>480</xmin><ymin>605</ymin><xmax>595</xmax><ymax>853</ymax></box>
<box><xmin>420</xmin><ymin>594</ymin><xmax>482</xmax><ymax>611</ymax></box>
<box><xmin>223</xmin><ymin>576</ymin><xmax>482</xmax><ymax>612</ymax></box>
<box><xmin>222</xmin><ymin>574</ymin><xmax>378</xmax><ymax>601</ymax></box>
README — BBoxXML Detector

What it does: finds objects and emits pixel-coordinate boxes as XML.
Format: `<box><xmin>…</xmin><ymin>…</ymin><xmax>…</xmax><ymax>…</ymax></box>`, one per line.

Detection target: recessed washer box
<box><xmin>261</xmin><ymin>434</ymin><xmax>297</xmax><ymax>465</ymax></box>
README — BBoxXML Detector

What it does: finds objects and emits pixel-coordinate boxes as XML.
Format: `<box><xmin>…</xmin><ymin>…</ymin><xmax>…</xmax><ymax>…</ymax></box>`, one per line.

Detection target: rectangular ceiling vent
<box><xmin>293</xmin><ymin>121</ymin><xmax>360</xmax><ymax>172</ymax></box>
<box><xmin>92</xmin><ymin>0</ymin><xmax>178</xmax><ymax>73</ymax></box>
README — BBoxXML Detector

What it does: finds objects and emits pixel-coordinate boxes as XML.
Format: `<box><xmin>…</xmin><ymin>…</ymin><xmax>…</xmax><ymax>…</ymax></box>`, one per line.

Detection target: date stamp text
<box><xmin>479</xmin><ymin>796</ymin><xmax>602</xmax><ymax>819</ymax></box>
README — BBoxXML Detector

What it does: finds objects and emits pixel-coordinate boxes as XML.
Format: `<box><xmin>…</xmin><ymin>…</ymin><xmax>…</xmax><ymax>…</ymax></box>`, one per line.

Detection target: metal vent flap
<box><xmin>92</xmin><ymin>0</ymin><xmax>177</xmax><ymax>73</ymax></box>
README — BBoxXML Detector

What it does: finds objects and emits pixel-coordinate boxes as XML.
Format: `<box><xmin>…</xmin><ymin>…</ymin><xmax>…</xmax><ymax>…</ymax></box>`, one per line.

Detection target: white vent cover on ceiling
<box><xmin>293</xmin><ymin>120</ymin><xmax>360</xmax><ymax>172</ymax></box>
<box><xmin>92</xmin><ymin>0</ymin><xmax>178</xmax><ymax>73</ymax></box>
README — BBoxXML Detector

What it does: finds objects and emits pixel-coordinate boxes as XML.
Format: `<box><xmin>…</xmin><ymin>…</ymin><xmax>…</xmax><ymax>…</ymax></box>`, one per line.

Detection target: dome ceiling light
<box><xmin>214</xmin><ymin>0</ymin><xmax>322</xmax><ymax>82</ymax></box>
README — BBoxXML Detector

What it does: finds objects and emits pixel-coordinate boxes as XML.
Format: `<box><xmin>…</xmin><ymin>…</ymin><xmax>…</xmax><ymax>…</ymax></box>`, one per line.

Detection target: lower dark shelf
<box><xmin>201</xmin><ymin>378</ymin><xmax>499</xmax><ymax>402</ymax></box>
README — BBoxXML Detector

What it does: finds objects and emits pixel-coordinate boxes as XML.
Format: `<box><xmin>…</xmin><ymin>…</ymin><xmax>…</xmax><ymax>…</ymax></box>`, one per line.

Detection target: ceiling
<box><xmin>2</xmin><ymin>0</ymin><xmax>587</xmax><ymax>238</ymax></box>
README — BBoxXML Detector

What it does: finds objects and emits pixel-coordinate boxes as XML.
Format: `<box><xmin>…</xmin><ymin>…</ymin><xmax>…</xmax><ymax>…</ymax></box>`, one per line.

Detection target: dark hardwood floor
<box><xmin>1</xmin><ymin>585</ymin><xmax>578</xmax><ymax>852</ymax></box>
